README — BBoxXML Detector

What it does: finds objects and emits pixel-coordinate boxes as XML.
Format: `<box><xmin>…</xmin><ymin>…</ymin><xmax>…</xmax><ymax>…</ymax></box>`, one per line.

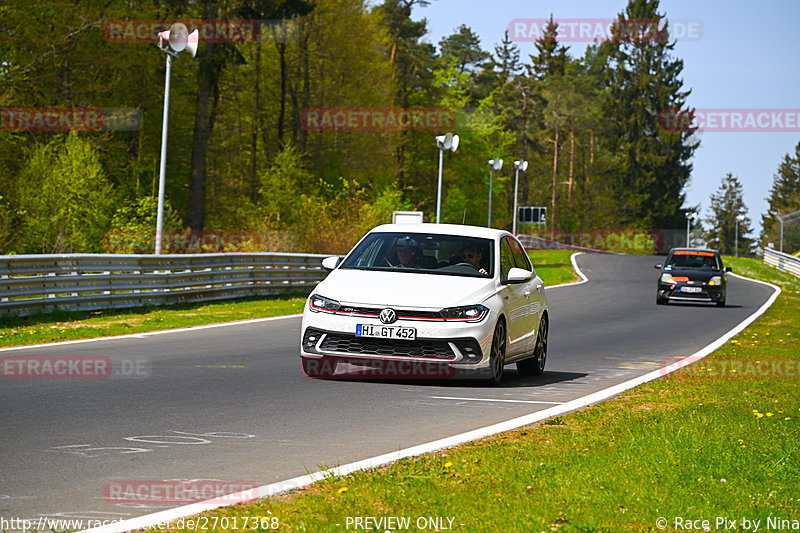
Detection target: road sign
<box><xmin>518</xmin><ymin>206</ymin><xmax>547</xmax><ymax>224</ymax></box>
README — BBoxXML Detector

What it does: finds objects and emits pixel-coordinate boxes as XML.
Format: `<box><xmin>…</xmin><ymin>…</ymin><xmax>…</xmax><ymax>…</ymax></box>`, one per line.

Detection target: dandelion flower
<box><xmin>337</xmin><ymin>487</ymin><xmax>348</xmax><ymax>494</ymax></box>
<box><xmin>444</xmin><ymin>462</ymin><xmax>453</xmax><ymax>468</ymax></box>
<box><xmin>766</xmin><ymin>413</ymin><xmax>774</xmax><ymax>417</ymax></box>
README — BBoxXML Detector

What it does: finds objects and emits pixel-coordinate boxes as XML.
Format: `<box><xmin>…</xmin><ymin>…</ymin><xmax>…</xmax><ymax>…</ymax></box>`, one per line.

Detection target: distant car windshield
<box><xmin>340</xmin><ymin>232</ymin><xmax>494</xmax><ymax>277</ymax></box>
<box><xmin>666</xmin><ymin>250</ymin><xmax>722</xmax><ymax>270</ymax></box>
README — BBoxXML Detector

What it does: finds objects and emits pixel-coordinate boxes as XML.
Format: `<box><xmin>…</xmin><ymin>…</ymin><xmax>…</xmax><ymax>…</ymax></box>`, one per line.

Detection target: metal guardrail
<box><xmin>0</xmin><ymin>253</ymin><xmax>331</xmax><ymax>317</ymax></box>
<box><xmin>764</xmin><ymin>248</ymin><xmax>800</xmax><ymax>278</ymax></box>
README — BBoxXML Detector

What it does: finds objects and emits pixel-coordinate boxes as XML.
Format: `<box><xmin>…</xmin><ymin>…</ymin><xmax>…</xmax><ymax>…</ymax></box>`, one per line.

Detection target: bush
<box><xmin>14</xmin><ymin>132</ymin><xmax>115</xmax><ymax>253</ymax></box>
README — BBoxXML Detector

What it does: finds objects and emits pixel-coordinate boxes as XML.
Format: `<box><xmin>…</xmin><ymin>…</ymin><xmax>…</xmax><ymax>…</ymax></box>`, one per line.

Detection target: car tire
<box><xmin>656</xmin><ymin>295</ymin><xmax>667</xmax><ymax>305</ymax></box>
<box><xmin>301</xmin><ymin>358</ymin><xmax>338</xmax><ymax>379</ymax></box>
<box><xmin>517</xmin><ymin>317</ymin><xmax>548</xmax><ymax>376</ymax></box>
<box><xmin>485</xmin><ymin>320</ymin><xmax>506</xmax><ymax>386</ymax></box>
<box><xmin>717</xmin><ymin>295</ymin><xmax>726</xmax><ymax>307</ymax></box>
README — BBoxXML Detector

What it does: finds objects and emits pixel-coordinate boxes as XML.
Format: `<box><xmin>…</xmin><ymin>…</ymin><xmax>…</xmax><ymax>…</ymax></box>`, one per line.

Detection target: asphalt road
<box><xmin>0</xmin><ymin>254</ymin><xmax>776</xmax><ymax>524</ymax></box>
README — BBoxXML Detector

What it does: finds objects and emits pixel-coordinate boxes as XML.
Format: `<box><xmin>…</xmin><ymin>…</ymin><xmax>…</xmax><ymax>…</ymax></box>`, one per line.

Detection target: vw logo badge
<box><xmin>379</xmin><ymin>308</ymin><xmax>397</xmax><ymax>324</ymax></box>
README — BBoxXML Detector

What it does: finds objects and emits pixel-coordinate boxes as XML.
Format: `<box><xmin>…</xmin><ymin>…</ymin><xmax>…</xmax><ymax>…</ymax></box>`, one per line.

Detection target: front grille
<box><xmin>319</xmin><ymin>332</ymin><xmax>455</xmax><ymax>359</ymax></box>
<box><xmin>337</xmin><ymin>306</ymin><xmax>445</xmax><ymax>321</ymax></box>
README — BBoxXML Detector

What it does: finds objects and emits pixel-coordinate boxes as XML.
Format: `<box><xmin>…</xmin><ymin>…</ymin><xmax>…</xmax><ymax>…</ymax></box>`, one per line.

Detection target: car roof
<box><xmin>369</xmin><ymin>223</ymin><xmax>511</xmax><ymax>240</ymax></box>
<box><xmin>669</xmin><ymin>247</ymin><xmax>720</xmax><ymax>255</ymax></box>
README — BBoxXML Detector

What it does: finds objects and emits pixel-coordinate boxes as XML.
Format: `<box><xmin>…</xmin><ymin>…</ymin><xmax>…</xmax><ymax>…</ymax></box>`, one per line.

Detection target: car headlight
<box><xmin>440</xmin><ymin>305</ymin><xmax>489</xmax><ymax>322</ymax></box>
<box><xmin>660</xmin><ymin>273</ymin><xmax>673</xmax><ymax>283</ymax></box>
<box><xmin>709</xmin><ymin>276</ymin><xmax>723</xmax><ymax>286</ymax></box>
<box><xmin>310</xmin><ymin>294</ymin><xmax>341</xmax><ymax>313</ymax></box>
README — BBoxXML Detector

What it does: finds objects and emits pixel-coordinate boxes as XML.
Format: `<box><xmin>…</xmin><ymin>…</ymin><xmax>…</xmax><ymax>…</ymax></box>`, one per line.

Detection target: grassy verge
<box><xmin>0</xmin><ymin>295</ymin><xmax>306</xmax><ymax>348</ymax></box>
<box><xmin>529</xmin><ymin>249</ymin><xmax>582</xmax><ymax>286</ymax></box>
<box><xmin>0</xmin><ymin>250</ymin><xmax>578</xmax><ymax>349</ymax></box>
<box><xmin>152</xmin><ymin>256</ymin><xmax>799</xmax><ymax>532</ymax></box>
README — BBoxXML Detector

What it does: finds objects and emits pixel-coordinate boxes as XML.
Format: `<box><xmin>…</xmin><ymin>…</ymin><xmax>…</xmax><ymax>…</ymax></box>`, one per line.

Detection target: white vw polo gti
<box><xmin>299</xmin><ymin>224</ymin><xmax>549</xmax><ymax>385</ymax></box>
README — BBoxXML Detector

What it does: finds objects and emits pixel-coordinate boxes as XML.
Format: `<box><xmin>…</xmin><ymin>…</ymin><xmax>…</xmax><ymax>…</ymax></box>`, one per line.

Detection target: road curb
<box><xmin>79</xmin><ymin>263</ymin><xmax>782</xmax><ymax>533</ymax></box>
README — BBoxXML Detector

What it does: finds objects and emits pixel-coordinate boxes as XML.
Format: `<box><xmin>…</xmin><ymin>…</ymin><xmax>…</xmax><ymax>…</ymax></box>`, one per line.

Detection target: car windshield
<box><xmin>666</xmin><ymin>250</ymin><xmax>722</xmax><ymax>270</ymax></box>
<box><xmin>340</xmin><ymin>232</ymin><xmax>494</xmax><ymax>278</ymax></box>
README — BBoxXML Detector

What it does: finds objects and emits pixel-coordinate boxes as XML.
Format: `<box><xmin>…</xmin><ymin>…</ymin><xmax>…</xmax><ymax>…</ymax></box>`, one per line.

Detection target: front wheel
<box><xmin>485</xmin><ymin>320</ymin><xmax>507</xmax><ymax>385</ymax></box>
<box><xmin>517</xmin><ymin>317</ymin><xmax>548</xmax><ymax>376</ymax></box>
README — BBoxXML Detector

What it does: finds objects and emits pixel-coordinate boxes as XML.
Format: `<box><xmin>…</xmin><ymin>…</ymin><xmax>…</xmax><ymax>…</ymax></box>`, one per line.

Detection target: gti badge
<box><xmin>379</xmin><ymin>308</ymin><xmax>397</xmax><ymax>324</ymax></box>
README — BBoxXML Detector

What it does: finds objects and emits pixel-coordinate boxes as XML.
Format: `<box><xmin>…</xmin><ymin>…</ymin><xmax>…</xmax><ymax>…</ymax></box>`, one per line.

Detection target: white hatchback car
<box><xmin>299</xmin><ymin>224</ymin><xmax>549</xmax><ymax>384</ymax></box>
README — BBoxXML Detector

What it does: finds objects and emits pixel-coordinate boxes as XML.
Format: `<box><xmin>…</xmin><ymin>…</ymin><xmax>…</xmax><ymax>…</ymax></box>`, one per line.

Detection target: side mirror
<box><xmin>725</xmin><ymin>266</ymin><xmax>732</xmax><ymax>272</ymax></box>
<box><xmin>321</xmin><ymin>256</ymin><xmax>342</xmax><ymax>271</ymax></box>
<box><xmin>504</xmin><ymin>267</ymin><xmax>533</xmax><ymax>284</ymax></box>
<box><xmin>654</xmin><ymin>264</ymin><xmax>663</xmax><ymax>269</ymax></box>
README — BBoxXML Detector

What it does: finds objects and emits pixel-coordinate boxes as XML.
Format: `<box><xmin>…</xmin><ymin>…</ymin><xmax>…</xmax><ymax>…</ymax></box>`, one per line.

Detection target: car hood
<box><xmin>315</xmin><ymin>269</ymin><xmax>498</xmax><ymax>309</ymax></box>
<box><xmin>663</xmin><ymin>269</ymin><xmax>721</xmax><ymax>282</ymax></box>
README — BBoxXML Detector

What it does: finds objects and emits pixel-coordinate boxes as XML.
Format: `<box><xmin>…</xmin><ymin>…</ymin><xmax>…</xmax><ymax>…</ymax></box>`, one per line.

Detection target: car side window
<box><xmin>500</xmin><ymin>238</ymin><xmax>514</xmax><ymax>281</ymax></box>
<box><xmin>509</xmin><ymin>238</ymin><xmax>533</xmax><ymax>273</ymax></box>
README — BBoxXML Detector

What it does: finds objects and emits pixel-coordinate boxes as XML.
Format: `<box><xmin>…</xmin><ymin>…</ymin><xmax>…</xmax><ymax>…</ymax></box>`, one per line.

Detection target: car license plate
<box><xmin>356</xmin><ymin>324</ymin><xmax>416</xmax><ymax>340</ymax></box>
<box><xmin>680</xmin><ymin>286</ymin><xmax>702</xmax><ymax>293</ymax></box>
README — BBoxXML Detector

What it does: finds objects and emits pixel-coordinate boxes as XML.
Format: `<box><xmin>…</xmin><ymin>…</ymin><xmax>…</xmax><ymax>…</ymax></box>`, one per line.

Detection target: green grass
<box><xmin>0</xmin><ymin>295</ymin><xmax>307</xmax><ymax>348</ymax></box>
<box><xmin>529</xmin><ymin>249</ymin><xmax>582</xmax><ymax>286</ymax></box>
<box><xmin>148</xmin><ymin>256</ymin><xmax>799</xmax><ymax>532</ymax></box>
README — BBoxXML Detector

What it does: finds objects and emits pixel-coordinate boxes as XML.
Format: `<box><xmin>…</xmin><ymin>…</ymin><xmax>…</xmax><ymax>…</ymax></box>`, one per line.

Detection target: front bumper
<box><xmin>299</xmin><ymin>303</ymin><xmax>497</xmax><ymax>379</ymax></box>
<box><xmin>657</xmin><ymin>282</ymin><xmax>725</xmax><ymax>303</ymax></box>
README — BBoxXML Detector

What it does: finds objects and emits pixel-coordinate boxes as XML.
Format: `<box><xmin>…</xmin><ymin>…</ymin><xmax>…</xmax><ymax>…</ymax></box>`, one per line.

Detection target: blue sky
<box><xmin>416</xmin><ymin>0</ymin><xmax>800</xmax><ymax>235</ymax></box>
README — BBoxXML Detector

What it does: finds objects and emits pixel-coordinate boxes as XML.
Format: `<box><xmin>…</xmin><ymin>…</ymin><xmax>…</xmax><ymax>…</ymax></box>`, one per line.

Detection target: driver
<box><xmin>460</xmin><ymin>243</ymin><xmax>488</xmax><ymax>275</ymax></box>
<box><xmin>395</xmin><ymin>237</ymin><xmax>421</xmax><ymax>268</ymax></box>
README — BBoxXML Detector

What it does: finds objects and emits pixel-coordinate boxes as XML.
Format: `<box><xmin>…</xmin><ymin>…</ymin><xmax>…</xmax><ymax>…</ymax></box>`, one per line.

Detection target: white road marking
<box><xmin>429</xmin><ymin>395</ymin><xmax>564</xmax><ymax>405</ymax></box>
<box><xmin>79</xmin><ymin>266</ymin><xmax>782</xmax><ymax>533</ymax></box>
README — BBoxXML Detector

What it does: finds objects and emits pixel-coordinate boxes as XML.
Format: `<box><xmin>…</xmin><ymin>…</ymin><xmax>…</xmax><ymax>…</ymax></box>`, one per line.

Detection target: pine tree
<box><xmin>493</xmin><ymin>30</ymin><xmax>522</xmax><ymax>83</ymax></box>
<box><xmin>703</xmin><ymin>173</ymin><xmax>753</xmax><ymax>255</ymax></box>
<box><xmin>438</xmin><ymin>24</ymin><xmax>490</xmax><ymax>74</ymax></box>
<box><xmin>598</xmin><ymin>0</ymin><xmax>698</xmax><ymax>229</ymax></box>
<box><xmin>760</xmin><ymin>140</ymin><xmax>800</xmax><ymax>252</ymax></box>
<box><xmin>528</xmin><ymin>15</ymin><xmax>569</xmax><ymax>80</ymax></box>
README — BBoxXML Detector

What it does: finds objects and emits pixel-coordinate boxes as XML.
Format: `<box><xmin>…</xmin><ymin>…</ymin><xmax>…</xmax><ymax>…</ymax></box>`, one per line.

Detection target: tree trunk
<box><xmin>551</xmin><ymin>127</ymin><xmax>559</xmax><ymax>238</ymax></box>
<box><xmin>520</xmin><ymin>84</ymin><xmax>529</xmax><ymax>205</ymax></box>
<box><xmin>568</xmin><ymin>123</ymin><xmax>574</xmax><ymax>203</ymax></box>
<box><xmin>189</xmin><ymin>0</ymin><xmax>222</xmax><ymax>231</ymax></box>
<box><xmin>250</xmin><ymin>36</ymin><xmax>261</xmax><ymax>202</ymax></box>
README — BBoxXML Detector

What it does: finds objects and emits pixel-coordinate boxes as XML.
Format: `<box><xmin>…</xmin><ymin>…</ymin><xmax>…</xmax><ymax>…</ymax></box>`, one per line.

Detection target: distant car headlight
<box><xmin>660</xmin><ymin>273</ymin><xmax>674</xmax><ymax>283</ymax></box>
<box><xmin>440</xmin><ymin>305</ymin><xmax>489</xmax><ymax>322</ymax></box>
<box><xmin>709</xmin><ymin>276</ymin><xmax>723</xmax><ymax>286</ymax></box>
<box><xmin>310</xmin><ymin>294</ymin><xmax>341</xmax><ymax>313</ymax></box>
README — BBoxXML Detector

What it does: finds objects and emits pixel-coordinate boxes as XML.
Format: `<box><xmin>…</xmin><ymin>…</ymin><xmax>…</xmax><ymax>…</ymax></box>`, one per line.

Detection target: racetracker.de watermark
<box><xmin>660</xmin><ymin>356</ymin><xmax>800</xmax><ymax>379</ymax></box>
<box><xmin>1</xmin><ymin>356</ymin><xmax>151</xmax><ymax>379</ymax></box>
<box><xmin>660</xmin><ymin>108</ymin><xmax>800</xmax><ymax>132</ymax></box>
<box><xmin>301</xmin><ymin>108</ymin><xmax>456</xmax><ymax>131</ymax></box>
<box><xmin>304</xmin><ymin>358</ymin><xmax>457</xmax><ymax>380</ymax></box>
<box><xmin>104</xmin><ymin>19</ymin><xmax>259</xmax><ymax>43</ymax></box>
<box><xmin>104</xmin><ymin>479</ymin><xmax>258</xmax><ymax>504</ymax></box>
<box><xmin>508</xmin><ymin>18</ymin><xmax>703</xmax><ymax>43</ymax></box>
<box><xmin>104</xmin><ymin>230</ymin><xmax>259</xmax><ymax>253</ymax></box>
<box><xmin>1</xmin><ymin>107</ymin><xmax>142</xmax><ymax>132</ymax></box>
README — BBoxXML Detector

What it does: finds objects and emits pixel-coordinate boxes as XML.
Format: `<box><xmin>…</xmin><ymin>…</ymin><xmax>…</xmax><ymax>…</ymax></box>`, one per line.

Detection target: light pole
<box><xmin>685</xmin><ymin>211</ymin><xmax>697</xmax><ymax>247</ymax></box>
<box><xmin>735</xmin><ymin>214</ymin><xmax>745</xmax><ymax>257</ymax></box>
<box><xmin>435</xmin><ymin>132</ymin><xmax>459</xmax><ymax>224</ymax></box>
<box><xmin>487</xmin><ymin>159</ymin><xmax>502</xmax><ymax>227</ymax></box>
<box><xmin>154</xmin><ymin>23</ymin><xmax>198</xmax><ymax>254</ymax></box>
<box><xmin>512</xmin><ymin>160</ymin><xmax>528</xmax><ymax>235</ymax></box>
